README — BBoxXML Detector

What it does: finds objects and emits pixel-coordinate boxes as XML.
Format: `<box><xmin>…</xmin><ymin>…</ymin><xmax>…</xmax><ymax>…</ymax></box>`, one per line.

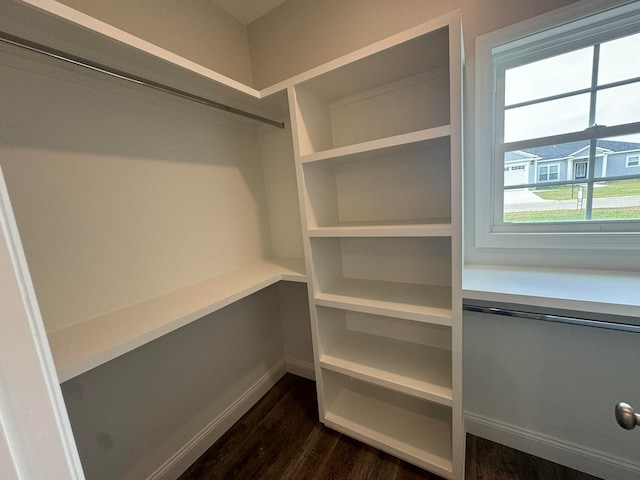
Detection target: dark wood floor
<box><xmin>178</xmin><ymin>374</ymin><xmax>601</xmax><ymax>480</ymax></box>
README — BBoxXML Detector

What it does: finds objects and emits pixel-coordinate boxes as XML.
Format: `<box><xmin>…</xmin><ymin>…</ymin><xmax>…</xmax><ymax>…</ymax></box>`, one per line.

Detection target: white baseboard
<box><xmin>146</xmin><ymin>360</ymin><xmax>288</xmax><ymax>480</ymax></box>
<box><xmin>465</xmin><ymin>412</ymin><xmax>640</xmax><ymax>480</ymax></box>
<box><xmin>285</xmin><ymin>358</ymin><xmax>315</xmax><ymax>380</ymax></box>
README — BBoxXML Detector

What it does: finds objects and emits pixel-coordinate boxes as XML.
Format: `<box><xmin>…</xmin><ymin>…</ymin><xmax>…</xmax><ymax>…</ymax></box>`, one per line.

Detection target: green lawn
<box><xmin>533</xmin><ymin>179</ymin><xmax>640</xmax><ymax>201</ymax></box>
<box><xmin>505</xmin><ymin>206</ymin><xmax>640</xmax><ymax>223</ymax></box>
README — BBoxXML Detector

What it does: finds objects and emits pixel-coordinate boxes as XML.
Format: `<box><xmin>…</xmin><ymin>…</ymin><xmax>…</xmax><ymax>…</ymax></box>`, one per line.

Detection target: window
<box><xmin>476</xmin><ymin>0</ymin><xmax>640</xmax><ymax>250</ymax></box>
<box><xmin>538</xmin><ymin>164</ymin><xmax>560</xmax><ymax>182</ymax></box>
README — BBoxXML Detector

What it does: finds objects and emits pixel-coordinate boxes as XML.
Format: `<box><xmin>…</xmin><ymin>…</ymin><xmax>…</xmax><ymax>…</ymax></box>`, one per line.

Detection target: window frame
<box><xmin>475</xmin><ymin>0</ymin><xmax>640</xmax><ymax>251</ymax></box>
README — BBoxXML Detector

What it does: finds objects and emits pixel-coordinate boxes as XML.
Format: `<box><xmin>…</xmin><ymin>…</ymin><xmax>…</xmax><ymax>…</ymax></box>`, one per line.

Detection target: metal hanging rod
<box><xmin>0</xmin><ymin>31</ymin><xmax>285</xmax><ymax>129</ymax></box>
<box><xmin>463</xmin><ymin>304</ymin><xmax>640</xmax><ymax>333</ymax></box>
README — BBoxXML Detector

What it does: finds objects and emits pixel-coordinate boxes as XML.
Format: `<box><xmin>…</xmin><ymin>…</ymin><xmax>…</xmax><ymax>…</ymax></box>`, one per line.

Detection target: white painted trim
<box><xmin>0</xmin><ymin>166</ymin><xmax>85</xmax><ymax>479</ymax></box>
<box><xmin>474</xmin><ymin>0</ymin><xmax>640</xmax><ymax>252</ymax></box>
<box><xmin>146</xmin><ymin>360</ymin><xmax>288</xmax><ymax>480</ymax></box>
<box><xmin>465</xmin><ymin>412</ymin><xmax>640</xmax><ymax>480</ymax></box>
<box><xmin>285</xmin><ymin>358</ymin><xmax>316</xmax><ymax>380</ymax></box>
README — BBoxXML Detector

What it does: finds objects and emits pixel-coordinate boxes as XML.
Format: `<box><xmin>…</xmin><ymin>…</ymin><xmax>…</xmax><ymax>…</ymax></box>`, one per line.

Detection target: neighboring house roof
<box><xmin>520</xmin><ymin>140</ymin><xmax>640</xmax><ymax>161</ymax></box>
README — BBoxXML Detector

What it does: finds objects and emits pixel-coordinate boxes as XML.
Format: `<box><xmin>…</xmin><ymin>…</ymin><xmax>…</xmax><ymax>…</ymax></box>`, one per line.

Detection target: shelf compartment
<box><xmin>291</xmin><ymin>28</ymin><xmax>450</xmax><ymax>156</ymax></box>
<box><xmin>311</xmin><ymin>237</ymin><xmax>452</xmax><ymax>323</ymax></box>
<box><xmin>47</xmin><ymin>258</ymin><xmax>306</xmax><ymax>382</ymax></box>
<box><xmin>322</xmin><ymin>369</ymin><xmax>453</xmax><ymax>478</ymax></box>
<box><xmin>317</xmin><ymin>306</ymin><xmax>452</xmax><ymax>404</ymax></box>
<box><xmin>302</xmin><ymin>137</ymin><xmax>451</xmax><ymax>230</ymax></box>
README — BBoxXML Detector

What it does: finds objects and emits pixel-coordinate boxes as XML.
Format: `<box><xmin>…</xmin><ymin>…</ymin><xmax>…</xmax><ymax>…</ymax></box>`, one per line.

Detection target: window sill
<box><xmin>462</xmin><ymin>264</ymin><xmax>640</xmax><ymax>319</ymax></box>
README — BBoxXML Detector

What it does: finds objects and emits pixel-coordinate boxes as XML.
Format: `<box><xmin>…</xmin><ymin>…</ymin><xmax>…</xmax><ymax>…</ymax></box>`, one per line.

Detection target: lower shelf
<box><xmin>317</xmin><ymin>305</ymin><xmax>452</xmax><ymax>404</ymax></box>
<box><xmin>322</xmin><ymin>369</ymin><xmax>453</xmax><ymax>479</ymax></box>
<box><xmin>47</xmin><ymin>258</ymin><xmax>306</xmax><ymax>382</ymax></box>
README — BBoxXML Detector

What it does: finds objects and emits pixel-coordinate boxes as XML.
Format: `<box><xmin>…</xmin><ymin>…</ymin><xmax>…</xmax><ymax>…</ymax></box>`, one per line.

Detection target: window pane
<box><xmin>593</xmin><ymin>134</ymin><xmax>640</xmax><ymax>179</ymax></box>
<box><xmin>504</xmin><ymin>47</ymin><xmax>593</xmax><ymax>105</ymax></box>
<box><xmin>595</xmin><ymin>82</ymin><xmax>640</xmax><ymax>127</ymax></box>
<box><xmin>598</xmin><ymin>32</ymin><xmax>640</xmax><ymax>85</ymax></box>
<box><xmin>504</xmin><ymin>185</ymin><xmax>588</xmax><ymax>223</ymax></box>
<box><xmin>592</xmin><ymin>179</ymin><xmax>640</xmax><ymax>221</ymax></box>
<box><xmin>504</xmin><ymin>93</ymin><xmax>590</xmax><ymax>142</ymax></box>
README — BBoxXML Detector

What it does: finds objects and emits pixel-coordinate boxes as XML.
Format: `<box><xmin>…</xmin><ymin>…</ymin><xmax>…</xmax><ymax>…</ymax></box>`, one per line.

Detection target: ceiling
<box><xmin>209</xmin><ymin>0</ymin><xmax>287</xmax><ymax>26</ymax></box>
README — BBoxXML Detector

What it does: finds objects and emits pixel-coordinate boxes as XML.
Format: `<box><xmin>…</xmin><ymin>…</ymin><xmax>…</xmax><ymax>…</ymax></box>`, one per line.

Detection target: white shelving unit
<box><xmin>288</xmin><ymin>12</ymin><xmax>464</xmax><ymax>479</ymax></box>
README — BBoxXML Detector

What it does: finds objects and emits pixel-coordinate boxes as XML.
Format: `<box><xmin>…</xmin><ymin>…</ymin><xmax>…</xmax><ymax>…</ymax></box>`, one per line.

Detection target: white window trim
<box><xmin>626</xmin><ymin>154</ymin><xmax>640</xmax><ymax>167</ymax></box>
<box><xmin>475</xmin><ymin>0</ymin><xmax>640</xmax><ymax>251</ymax></box>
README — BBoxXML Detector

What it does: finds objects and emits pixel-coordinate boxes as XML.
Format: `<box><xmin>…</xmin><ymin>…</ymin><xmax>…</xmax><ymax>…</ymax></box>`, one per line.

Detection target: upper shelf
<box><xmin>299</xmin><ymin>126</ymin><xmax>450</xmax><ymax>165</ymax></box>
<box><xmin>1</xmin><ymin>0</ymin><xmax>289</xmax><ymax>120</ymax></box>
<box><xmin>48</xmin><ymin>258</ymin><xmax>306</xmax><ymax>383</ymax></box>
<box><xmin>293</xmin><ymin>27</ymin><xmax>449</xmax><ymax>102</ymax></box>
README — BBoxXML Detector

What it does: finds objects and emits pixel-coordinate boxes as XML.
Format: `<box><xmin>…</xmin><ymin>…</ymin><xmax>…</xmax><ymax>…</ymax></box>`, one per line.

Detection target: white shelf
<box><xmin>48</xmin><ymin>258</ymin><xmax>306</xmax><ymax>382</ymax></box>
<box><xmin>316</xmin><ymin>278</ymin><xmax>452</xmax><ymax>324</ymax></box>
<box><xmin>2</xmin><ymin>0</ymin><xmax>289</xmax><ymax>119</ymax></box>
<box><xmin>463</xmin><ymin>264</ymin><xmax>640</xmax><ymax>319</ymax></box>
<box><xmin>308</xmin><ymin>219</ymin><xmax>452</xmax><ymax>237</ymax></box>
<box><xmin>302</xmin><ymin>138</ymin><xmax>451</xmax><ymax>229</ymax></box>
<box><xmin>323</xmin><ymin>371</ymin><xmax>453</xmax><ymax>479</ymax></box>
<box><xmin>299</xmin><ymin>126</ymin><xmax>450</xmax><ymax>165</ymax></box>
<box><xmin>296</xmin><ymin>28</ymin><xmax>449</xmax><ymax>103</ymax></box>
<box><xmin>320</xmin><ymin>330</ymin><xmax>452</xmax><ymax>405</ymax></box>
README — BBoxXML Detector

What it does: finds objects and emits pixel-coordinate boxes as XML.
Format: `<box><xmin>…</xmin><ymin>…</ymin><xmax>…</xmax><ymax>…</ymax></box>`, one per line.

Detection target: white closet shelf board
<box><xmin>262</xmin><ymin>14</ymin><xmax>456</xmax><ymax>98</ymax></box>
<box><xmin>463</xmin><ymin>264</ymin><xmax>640</xmax><ymax>319</ymax></box>
<box><xmin>307</xmin><ymin>220</ymin><xmax>452</xmax><ymax>238</ymax></box>
<box><xmin>319</xmin><ymin>331</ymin><xmax>452</xmax><ymax>405</ymax></box>
<box><xmin>323</xmin><ymin>377</ymin><xmax>453</xmax><ymax>478</ymax></box>
<box><xmin>48</xmin><ymin>258</ymin><xmax>306</xmax><ymax>382</ymax></box>
<box><xmin>299</xmin><ymin>126</ymin><xmax>451</xmax><ymax>164</ymax></box>
<box><xmin>10</xmin><ymin>2</ymin><xmax>458</xmax><ymax>107</ymax></box>
<box><xmin>6</xmin><ymin>0</ymin><xmax>288</xmax><ymax>118</ymax></box>
<box><xmin>316</xmin><ymin>279</ymin><xmax>452</xmax><ymax>325</ymax></box>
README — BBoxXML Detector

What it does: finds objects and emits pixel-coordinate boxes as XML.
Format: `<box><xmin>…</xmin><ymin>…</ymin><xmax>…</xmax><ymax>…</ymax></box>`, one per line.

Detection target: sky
<box><xmin>503</xmin><ymin>31</ymin><xmax>640</xmax><ymax>144</ymax></box>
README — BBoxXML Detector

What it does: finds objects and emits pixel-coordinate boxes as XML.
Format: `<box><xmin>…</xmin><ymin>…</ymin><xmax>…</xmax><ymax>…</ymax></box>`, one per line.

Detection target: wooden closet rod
<box><xmin>0</xmin><ymin>31</ymin><xmax>285</xmax><ymax>129</ymax></box>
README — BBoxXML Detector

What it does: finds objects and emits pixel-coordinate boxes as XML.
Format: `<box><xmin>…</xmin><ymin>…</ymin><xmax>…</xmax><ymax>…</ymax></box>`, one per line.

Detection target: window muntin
<box><xmin>598</xmin><ymin>32</ymin><xmax>640</xmax><ymax>85</ymax></box>
<box><xmin>498</xmin><ymin>29</ymin><xmax>640</xmax><ymax>226</ymax></box>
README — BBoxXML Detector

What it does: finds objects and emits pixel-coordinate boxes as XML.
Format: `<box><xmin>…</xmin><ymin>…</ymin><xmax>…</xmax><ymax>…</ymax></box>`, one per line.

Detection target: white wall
<box><xmin>60</xmin><ymin>286</ymin><xmax>285</xmax><ymax>480</ymax></box>
<box><xmin>465</xmin><ymin>311</ymin><xmax>640</xmax><ymax>479</ymax></box>
<box><xmin>0</xmin><ymin>44</ymin><xmax>272</xmax><ymax>332</ymax></box>
<box><xmin>258</xmin><ymin>120</ymin><xmax>304</xmax><ymax>260</ymax></box>
<box><xmin>247</xmin><ymin>0</ymin><xmax>581</xmax><ymax>89</ymax></box>
<box><xmin>56</xmin><ymin>0</ymin><xmax>255</xmax><ymax>86</ymax></box>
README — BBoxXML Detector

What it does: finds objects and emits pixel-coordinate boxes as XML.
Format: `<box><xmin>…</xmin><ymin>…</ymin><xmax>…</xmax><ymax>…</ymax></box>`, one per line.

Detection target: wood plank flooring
<box><xmin>178</xmin><ymin>374</ymin><xmax>602</xmax><ymax>480</ymax></box>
